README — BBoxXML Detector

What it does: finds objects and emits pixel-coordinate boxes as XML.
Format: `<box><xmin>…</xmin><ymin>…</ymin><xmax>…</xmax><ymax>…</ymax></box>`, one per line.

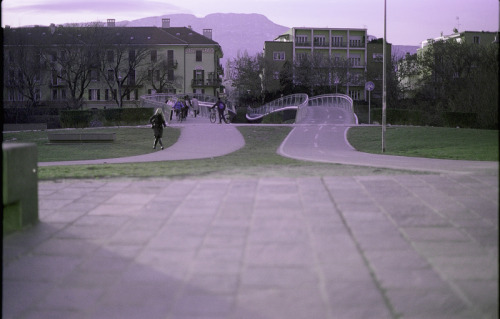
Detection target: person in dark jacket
<box><xmin>149</xmin><ymin>108</ymin><xmax>167</xmax><ymax>150</ymax></box>
<box><xmin>213</xmin><ymin>97</ymin><xmax>226</xmax><ymax>123</ymax></box>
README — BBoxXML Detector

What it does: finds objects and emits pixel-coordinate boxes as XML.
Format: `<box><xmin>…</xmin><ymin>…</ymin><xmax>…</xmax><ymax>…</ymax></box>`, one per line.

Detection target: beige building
<box><xmin>3</xmin><ymin>19</ymin><xmax>224</xmax><ymax>109</ymax></box>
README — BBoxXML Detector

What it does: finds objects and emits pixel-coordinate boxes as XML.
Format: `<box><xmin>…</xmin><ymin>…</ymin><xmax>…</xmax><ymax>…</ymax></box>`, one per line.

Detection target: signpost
<box><xmin>365</xmin><ymin>81</ymin><xmax>375</xmax><ymax>124</ymax></box>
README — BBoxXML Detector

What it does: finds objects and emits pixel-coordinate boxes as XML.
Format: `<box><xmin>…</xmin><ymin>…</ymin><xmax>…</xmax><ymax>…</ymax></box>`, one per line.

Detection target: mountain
<box><xmin>117</xmin><ymin>13</ymin><xmax>290</xmax><ymax>65</ymax></box>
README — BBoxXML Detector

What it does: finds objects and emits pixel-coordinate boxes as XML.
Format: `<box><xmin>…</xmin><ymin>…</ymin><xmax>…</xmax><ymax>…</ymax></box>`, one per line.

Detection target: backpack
<box><xmin>217</xmin><ymin>101</ymin><xmax>225</xmax><ymax>110</ymax></box>
<box><xmin>173</xmin><ymin>101</ymin><xmax>183</xmax><ymax>110</ymax></box>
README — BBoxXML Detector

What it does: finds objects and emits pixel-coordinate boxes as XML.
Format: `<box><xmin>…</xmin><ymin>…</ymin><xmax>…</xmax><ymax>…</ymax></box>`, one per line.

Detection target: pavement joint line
<box><xmin>320</xmin><ymin>176</ymin><xmax>399</xmax><ymax>319</ymax></box>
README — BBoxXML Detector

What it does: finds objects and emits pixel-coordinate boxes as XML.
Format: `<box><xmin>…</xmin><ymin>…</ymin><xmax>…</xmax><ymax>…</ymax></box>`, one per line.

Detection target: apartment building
<box><xmin>3</xmin><ymin>18</ymin><xmax>224</xmax><ymax>109</ymax></box>
<box><xmin>420</xmin><ymin>30</ymin><xmax>497</xmax><ymax>50</ymax></box>
<box><xmin>263</xmin><ymin>27</ymin><xmax>369</xmax><ymax>100</ymax></box>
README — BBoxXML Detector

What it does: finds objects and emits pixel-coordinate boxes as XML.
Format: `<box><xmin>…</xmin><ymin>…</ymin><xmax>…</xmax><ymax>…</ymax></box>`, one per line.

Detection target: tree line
<box><xmin>228</xmin><ymin>40</ymin><xmax>498</xmax><ymax>128</ymax></box>
<box><xmin>4</xmin><ymin>23</ymin><xmax>181</xmax><ymax>109</ymax></box>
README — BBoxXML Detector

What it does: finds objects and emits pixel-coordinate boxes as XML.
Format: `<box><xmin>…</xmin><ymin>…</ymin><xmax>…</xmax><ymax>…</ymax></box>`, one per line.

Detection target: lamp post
<box><xmin>117</xmin><ymin>74</ymin><xmax>122</xmax><ymax>108</ymax></box>
<box><xmin>382</xmin><ymin>0</ymin><xmax>387</xmax><ymax>152</ymax></box>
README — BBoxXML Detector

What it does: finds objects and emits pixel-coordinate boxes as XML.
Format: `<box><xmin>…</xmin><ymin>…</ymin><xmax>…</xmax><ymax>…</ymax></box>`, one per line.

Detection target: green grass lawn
<box><xmin>3</xmin><ymin>127</ymin><xmax>180</xmax><ymax>162</ymax></box>
<box><xmin>3</xmin><ymin>125</ymin><xmax>497</xmax><ymax>180</ymax></box>
<box><xmin>347</xmin><ymin>126</ymin><xmax>498</xmax><ymax>161</ymax></box>
<box><xmin>3</xmin><ymin>126</ymin><xmax>416</xmax><ymax>179</ymax></box>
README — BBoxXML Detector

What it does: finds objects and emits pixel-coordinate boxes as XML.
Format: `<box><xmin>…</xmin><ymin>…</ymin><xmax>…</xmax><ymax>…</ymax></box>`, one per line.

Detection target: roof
<box><xmin>3</xmin><ymin>25</ymin><xmax>220</xmax><ymax>47</ymax></box>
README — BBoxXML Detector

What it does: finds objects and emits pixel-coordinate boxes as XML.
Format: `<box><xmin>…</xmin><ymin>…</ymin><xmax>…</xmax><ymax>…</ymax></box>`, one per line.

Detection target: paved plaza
<box><xmin>3</xmin><ymin>114</ymin><xmax>499</xmax><ymax>319</ymax></box>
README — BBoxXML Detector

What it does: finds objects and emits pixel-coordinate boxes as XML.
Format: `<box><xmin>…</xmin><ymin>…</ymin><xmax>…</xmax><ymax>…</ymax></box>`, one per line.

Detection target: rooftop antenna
<box><xmin>456</xmin><ymin>16</ymin><xmax>461</xmax><ymax>32</ymax></box>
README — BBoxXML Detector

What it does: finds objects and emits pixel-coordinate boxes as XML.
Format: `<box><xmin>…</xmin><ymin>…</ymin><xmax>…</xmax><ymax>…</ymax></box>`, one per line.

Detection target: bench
<box><xmin>3</xmin><ymin>143</ymin><xmax>39</xmax><ymax>235</ymax></box>
<box><xmin>48</xmin><ymin>132</ymin><xmax>116</xmax><ymax>143</ymax></box>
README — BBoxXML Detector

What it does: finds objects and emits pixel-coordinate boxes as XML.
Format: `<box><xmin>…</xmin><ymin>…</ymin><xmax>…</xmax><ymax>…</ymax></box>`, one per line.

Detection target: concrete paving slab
<box><xmin>3</xmin><ymin>174</ymin><xmax>498</xmax><ymax>319</ymax></box>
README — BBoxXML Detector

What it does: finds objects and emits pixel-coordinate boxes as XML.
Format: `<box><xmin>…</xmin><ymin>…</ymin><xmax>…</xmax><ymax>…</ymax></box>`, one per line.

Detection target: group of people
<box><xmin>172</xmin><ymin>95</ymin><xmax>200</xmax><ymax>121</ymax></box>
<box><xmin>148</xmin><ymin>96</ymin><xmax>227</xmax><ymax>150</ymax></box>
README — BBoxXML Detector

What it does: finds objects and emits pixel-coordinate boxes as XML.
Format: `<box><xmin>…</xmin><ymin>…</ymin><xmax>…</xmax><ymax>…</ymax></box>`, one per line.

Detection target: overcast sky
<box><xmin>2</xmin><ymin>0</ymin><xmax>499</xmax><ymax>45</ymax></box>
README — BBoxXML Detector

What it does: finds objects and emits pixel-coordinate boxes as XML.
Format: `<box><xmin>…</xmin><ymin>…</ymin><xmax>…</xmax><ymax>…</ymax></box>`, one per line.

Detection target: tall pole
<box><xmin>382</xmin><ymin>0</ymin><xmax>387</xmax><ymax>152</ymax></box>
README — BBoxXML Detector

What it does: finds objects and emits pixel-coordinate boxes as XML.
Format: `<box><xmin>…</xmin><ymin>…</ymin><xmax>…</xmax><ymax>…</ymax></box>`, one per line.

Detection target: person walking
<box><xmin>191</xmin><ymin>97</ymin><xmax>200</xmax><ymax>117</ymax></box>
<box><xmin>149</xmin><ymin>108</ymin><xmax>167</xmax><ymax>150</ymax></box>
<box><xmin>213</xmin><ymin>97</ymin><xmax>226</xmax><ymax>124</ymax></box>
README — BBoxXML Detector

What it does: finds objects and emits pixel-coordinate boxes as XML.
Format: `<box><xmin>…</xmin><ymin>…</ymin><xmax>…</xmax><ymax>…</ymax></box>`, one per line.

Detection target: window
<box><xmin>167</xmin><ymin>50</ymin><xmax>174</xmax><ymax>66</ymax></box>
<box><xmin>273</xmin><ymin>51</ymin><xmax>285</xmax><ymax>60</ymax></box>
<box><xmin>350</xmin><ymin>90</ymin><xmax>360</xmax><ymax>100</ymax></box>
<box><xmin>107</xmin><ymin>50</ymin><xmax>114</xmax><ymax>63</ymax></box>
<box><xmin>473</xmin><ymin>36</ymin><xmax>480</xmax><ymax>44</ymax></box>
<box><xmin>349</xmin><ymin>54</ymin><xmax>361</xmax><ymax>66</ymax></box>
<box><xmin>61</xmin><ymin>89</ymin><xmax>66</xmax><ymax>100</ymax></box>
<box><xmin>129</xmin><ymin>50</ymin><xmax>135</xmax><ymax>62</ymax></box>
<box><xmin>296</xmin><ymin>35</ymin><xmax>308</xmax><ymax>43</ymax></box>
<box><xmin>51</xmin><ymin>70</ymin><xmax>58</xmax><ymax>85</ymax></box>
<box><xmin>105</xmin><ymin>89</ymin><xmax>109</xmax><ymax>101</ymax></box>
<box><xmin>372</xmin><ymin>53</ymin><xmax>383</xmax><ymax>62</ymax></box>
<box><xmin>332</xmin><ymin>36</ymin><xmax>343</xmax><ymax>47</ymax></box>
<box><xmin>90</xmin><ymin>69</ymin><xmax>99</xmax><ymax>81</ymax></box>
<box><xmin>350</xmin><ymin>36</ymin><xmax>362</xmax><ymax>47</ymax></box>
<box><xmin>108</xmin><ymin>70</ymin><xmax>114</xmax><ymax>81</ymax></box>
<box><xmin>128</xmin><ymin>69</ymin><xmax>135</xmax><ymax>85</ymax></box>
<box><xmin>167</xmin><ymin>69</ymin><xmax>174</xmax><ymax>81</ymax></box>
<box><xmin>35</xmin><ymin>88</ymin><xmax>41</xmax><ymax>101</ymax></box>
<box><xmin>88</xmin><ymin>89</ymin><xmax>100</xmax><ymax>101</ymax></box>
<box><xmin>52</xmin><ymin>89</ymin><xmax>58</xmax><ymax>100</ymax></box>
<box><xmin>196</xmin><ymin>50</ymin><xmax>202</xmax><ymax>62</ymax></box>
<box><xmin>193</xmin><ymin>69</ymin><xmax>204</xmax><ymax>85</ymax></box>
<box><xmin>151</xmin><ymin>50</ymin><xmax>157</xmax><ymax>62</ymax></box>
<box><xmin>314</xmin><ymin>36</ymin><xmax>326</xmax><ymax>46</ymax></box>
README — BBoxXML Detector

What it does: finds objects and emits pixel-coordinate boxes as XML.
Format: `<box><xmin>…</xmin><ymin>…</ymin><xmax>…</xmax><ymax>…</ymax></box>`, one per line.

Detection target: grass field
<box><xmin>3</xmin><ymin>127</ymin><xmax>180</xmax><ymax>162</ymax></box>
<box><xmin>3</xmin><ymin>125</ymin><xmax>497</xmax><ymax>179</ymax></box>
<box><xmin>347</xmin><ymin>126</ymin><xmax>498</xmax><ymax>161</ymax></box>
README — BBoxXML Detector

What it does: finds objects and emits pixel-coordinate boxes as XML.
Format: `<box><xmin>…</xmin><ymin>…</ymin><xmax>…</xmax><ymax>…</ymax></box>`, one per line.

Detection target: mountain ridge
<box><xmin>117</xmin><ymin>13</ymin><xmax>290</xmax><ymax>65</ymax></box>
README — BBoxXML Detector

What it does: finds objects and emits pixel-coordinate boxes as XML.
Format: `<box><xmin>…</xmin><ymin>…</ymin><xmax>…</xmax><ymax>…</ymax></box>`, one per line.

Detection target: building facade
<box><xmin>263</xmin><ymin>27</ymin><xmax>370</xmax><ymax>100</ymax></box>
<box><xmin>3</xmin><ymin>19</ymin><xmax>224</xmax><ymax>109</ymax></box>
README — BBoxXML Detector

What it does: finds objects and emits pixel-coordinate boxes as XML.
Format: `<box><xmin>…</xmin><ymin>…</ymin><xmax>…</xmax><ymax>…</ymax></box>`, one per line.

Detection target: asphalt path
<box><xmin>278</xmin><ymin>106</ymin><xmax>498</xmax><ymax>174</ymax></box>
<box><xmin>38</xmin><ymin>120</ymin><xmax>245</xmax><ymax>167</ymax></box>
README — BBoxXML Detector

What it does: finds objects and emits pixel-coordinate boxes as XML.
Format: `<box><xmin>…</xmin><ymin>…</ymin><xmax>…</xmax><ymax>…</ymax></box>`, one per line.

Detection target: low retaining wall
<box><xmin>3</xmin><ymin>143</ymin><xmax>39</xmax><ymax>235</ymax></box>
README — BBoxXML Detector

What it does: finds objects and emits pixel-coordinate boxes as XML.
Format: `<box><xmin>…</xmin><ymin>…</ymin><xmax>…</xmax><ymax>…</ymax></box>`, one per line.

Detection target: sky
<box><xmin>2</xmin><ymin>0</ymin><xmax>499</xmax><ymax>46</ymax></box>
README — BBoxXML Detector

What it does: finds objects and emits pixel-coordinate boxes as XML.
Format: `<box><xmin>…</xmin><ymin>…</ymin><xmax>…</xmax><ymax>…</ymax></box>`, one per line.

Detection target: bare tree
<box><xmin>4</xmin><ymin>36</ymin><xmax>46</xmax><ymax>107</ymax></box>
<box><xmin>98</xmin><ymin>30</ymin><xmax>150</xmax><ymax>107</ymax></box>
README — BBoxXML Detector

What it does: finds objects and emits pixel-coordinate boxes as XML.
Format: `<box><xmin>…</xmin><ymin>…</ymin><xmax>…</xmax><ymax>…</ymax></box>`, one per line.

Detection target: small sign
<box><xmin>365</xmin><ymin>81</ymin><xmax>375</xmax><ymax>91</ymax></box>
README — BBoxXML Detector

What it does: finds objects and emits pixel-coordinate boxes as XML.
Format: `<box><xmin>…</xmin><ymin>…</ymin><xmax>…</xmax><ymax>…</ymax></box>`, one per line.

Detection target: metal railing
<box><xmin>246</xmin><ymin>94</ymin><xmax>309</xmax><ymax>121</ymax></box>
<box><xmin>301</xmin><ymin>93</ymin><xmax>356</xmax><ymax>124</ymax></box>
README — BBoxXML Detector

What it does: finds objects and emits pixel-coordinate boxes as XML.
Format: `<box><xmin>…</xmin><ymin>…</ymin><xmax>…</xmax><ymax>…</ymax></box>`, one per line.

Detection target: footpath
<box><xmin>3</xmin><ymin>117</ymin><xmax>498</xmax><ymax>319</ymax></box>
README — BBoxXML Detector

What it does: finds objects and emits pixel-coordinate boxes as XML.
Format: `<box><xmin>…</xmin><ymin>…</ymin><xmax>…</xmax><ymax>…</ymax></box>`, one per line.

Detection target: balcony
<box><xmin>295</xmin><ymin>42</ymin><xmax>311</xmax><ymax>47</ymax></box>
<box><xmin>313</xmin><ymin>42</ymin><xmax>330</xmax><ymax>48</ymax></box>
<box><xmin>191</xmin><ymin>78</ymin><xmax>222</xmax><ymax>87</ymax></box>
<box><xmin>349</xmin><ymin>42</ymin><xmax>366</xmax><ymax>48</ymax></box>
<box><xmin>331</xmin><ymin>42</ymin><xmax>348</xmax><ymax>48</ymax></box>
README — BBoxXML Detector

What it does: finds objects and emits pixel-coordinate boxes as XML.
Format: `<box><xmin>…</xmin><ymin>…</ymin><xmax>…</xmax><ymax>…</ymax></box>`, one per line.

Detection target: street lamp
<box><xmin>382</xmin><ymin>0</ymin><xmax>387</xmax><ymax>152</ymax></box>
<box><xmin>117</xmin><ymin>74</ymin><xmax>122</xmax><ymax>108</ymax></box>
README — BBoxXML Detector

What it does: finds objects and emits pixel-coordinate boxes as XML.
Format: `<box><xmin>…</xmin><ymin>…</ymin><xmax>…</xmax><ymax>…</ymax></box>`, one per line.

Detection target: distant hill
<box><xmin>117</xmin><ymin>13</ymin><xmax>290</xmax><ymax>65</ymax></box>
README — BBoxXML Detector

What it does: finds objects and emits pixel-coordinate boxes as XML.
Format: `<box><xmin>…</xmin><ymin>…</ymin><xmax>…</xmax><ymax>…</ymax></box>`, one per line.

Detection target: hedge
<box><xmin>60</xmin><ymin>108</ymin><xmax>154</xmax><ymax>128</ymax></box>
<box><xmin>442</xmin><ymin>112</ymin><xmax>478</xmax><ymax>128</ymax></box>
<box><xmin>371</xmin><ymin>108</ymin><xmax>425</xmax><ymax>126</ymax></box>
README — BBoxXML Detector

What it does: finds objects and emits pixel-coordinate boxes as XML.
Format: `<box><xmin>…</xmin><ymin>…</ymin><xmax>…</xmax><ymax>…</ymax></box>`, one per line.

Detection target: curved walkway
<box><xmin>278</xmin><ymin>106</ymin><xmax>497</xmax><ymax>175</ymax></box>
<box><xmin>38</xmin><ymin>117</ymin><xmax>245</xmax><ymax>167</ymax></box>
